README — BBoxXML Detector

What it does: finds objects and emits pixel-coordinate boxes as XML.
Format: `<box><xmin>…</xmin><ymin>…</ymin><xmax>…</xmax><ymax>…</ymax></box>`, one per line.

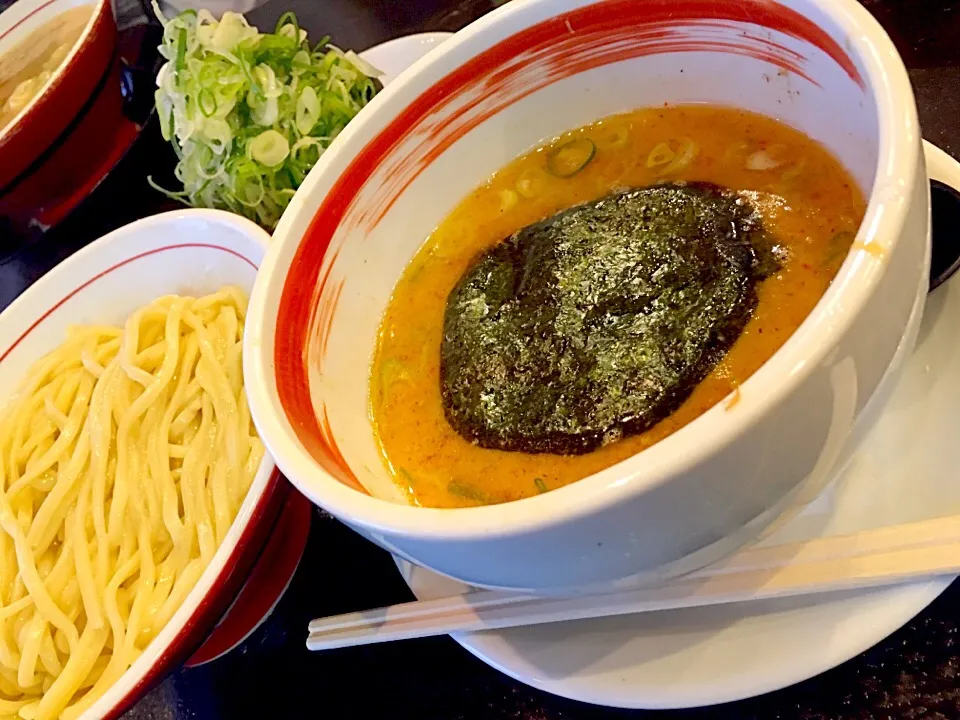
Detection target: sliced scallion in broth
<box><xmin>546</xmin><ymin>138</ymin><xmax>596</xmax><ymax>178</ymax></box>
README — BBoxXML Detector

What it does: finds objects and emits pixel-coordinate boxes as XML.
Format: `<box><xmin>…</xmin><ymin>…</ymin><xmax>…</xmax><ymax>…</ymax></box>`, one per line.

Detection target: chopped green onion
<box><xmin>604</xmin><ymin>125</ymin><xmax>630</xmax><ymax>149</ymax></box>
<box><xmin>646</xmin><ymin>142</ymin><xmax>675</xmax><ymax>168</ymax></box>
<box><xmin>516</xmin><ymin>167</ymin><xmax>546</xmax><ymax>198</ymax></box>
<box><xmin>498</xmin><ymin>188</ymin><xmax>518</xmax><ymax>213</ymax></box>
<box><xmin>150</xmin><ymin>2</ymin><xmax>381</xmax><ymax>229</ymax></box>
<box><xmin>745</xmin><ymin>146</ymin><xmax>784</xmax><ymax>171</ymax></box>
<box><xmin>534</xmin><ymin>478</ymin><xmax>548</xmax><ymax>494</ymax></box>
<box><xmin>175</xmin><ymin>28</ymin><xmax>187</xmax><ymax>71</ymax></box>
<box><xmin>397</xmin><ymin>467</ymin><xmax>417</xmax><ymax>488</ymax></box>
<box><xmin>660</xmin><ymin>138</ymin><xmax>698</xmax><ymax>174</ymax></box>
<box><xmin>647</xmin><ymin>138</ymin><xmax>698</xmax><ymax>175</ymax></box>
<box><xmin>275</xmin><ymin>11</ymin><xmax>298</xmax><ymax>37</ymax></box>
<box><xmin>546</xmin><ymin>137</ymin><xmax>596</xmax><ymax>178</ymax></box>
<box><xmin>248</xmin><ymin>130</ymin><xmax>290</xmax><ymax>166</ymax></box>
<box><xmin>296</xmin><ymin>86</ymin><xmax>320</xmax><ymax>135</ymax></box>
<box><xmin>825</xmin><ymin>230</ymin><xmax>855</xmax><ymax>269</ymax></box>
<box><xmin>447</xmin><ymin>481</ymin><xmax>488</xmax><ymax>504</ymax></box>
<box><xmin>198</xmin><ymin>88</ymin><xmax>217</xmax><ymax>117</ymax></box>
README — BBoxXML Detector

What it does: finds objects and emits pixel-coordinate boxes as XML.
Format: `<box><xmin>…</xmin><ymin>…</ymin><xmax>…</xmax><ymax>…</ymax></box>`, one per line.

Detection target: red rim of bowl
<box><xmin>0</xmin><ymin>0</ymin><xmax>110</xmax><ymax>138</ymax></box>
<box><xmin>0</xmin><ymin>0</ymin><xmax>116</xmax><ymax>192</ymax></box>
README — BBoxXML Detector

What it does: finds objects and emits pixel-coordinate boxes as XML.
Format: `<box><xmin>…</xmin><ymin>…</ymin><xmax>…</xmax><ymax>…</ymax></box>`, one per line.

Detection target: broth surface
<box><xmin>0</xmin><ymin>5</ymin><xmax>93</xmax><ymax>132</ymax></box>
<box><xmin>372</xmin><ymin>106</ymin><xmax>866</xmax><ymax>508</ymax></box>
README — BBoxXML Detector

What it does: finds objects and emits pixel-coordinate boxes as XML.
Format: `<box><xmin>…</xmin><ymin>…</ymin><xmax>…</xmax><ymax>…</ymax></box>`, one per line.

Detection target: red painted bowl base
<box><xmin>0</xmin><ymin>59</ymin><xmax>137</xmax><ymax>229</ymax></box>
<box><xmin>104</xmin><ymin>472</ymin><xmax>294</xmax><ymax>720</ymax></box>
<box><xmin>186</xmin><ymin>490</ymin><xmax>314</xmax><ymax>667</ymax></box>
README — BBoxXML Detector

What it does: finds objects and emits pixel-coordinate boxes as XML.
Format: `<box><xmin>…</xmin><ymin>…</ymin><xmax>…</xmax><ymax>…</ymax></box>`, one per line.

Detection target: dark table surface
<box><xmin>3</xmin><ymin>0</ymin><xmax>960</xmax><ymax>718</ymax></box>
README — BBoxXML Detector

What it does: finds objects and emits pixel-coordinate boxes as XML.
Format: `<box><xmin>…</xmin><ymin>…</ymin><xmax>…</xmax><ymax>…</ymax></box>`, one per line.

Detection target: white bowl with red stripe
<box><xmin>246</xmin><ymin>0</ymin><xmax>931</xmax><ymax>592</ymax></box>
<box><xmin>0</xmin><ymin>209</ymin><xmax>287</xmax><ymax>719</ymax></box>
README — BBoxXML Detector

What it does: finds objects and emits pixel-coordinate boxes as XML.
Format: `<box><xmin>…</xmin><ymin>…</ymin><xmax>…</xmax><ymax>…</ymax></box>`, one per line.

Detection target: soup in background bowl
<box><xmin>0</xmin><ymin>4</ymin><xmax>93</xmax><ymax>131</ymax></box>
<box><xmin>0</xmin><ymin>0</ymin><xmax>125</xmax><ymax>231</ymax></box>
<box><xmin>246</xmin><ymin>0</ymin><xmax>930</xmax><ymax>592</ymax></box>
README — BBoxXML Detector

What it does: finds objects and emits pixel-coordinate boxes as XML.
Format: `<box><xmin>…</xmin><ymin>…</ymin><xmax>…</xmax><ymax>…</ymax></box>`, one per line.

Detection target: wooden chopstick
<box><xmin>306</xmin><ymin>514</ymin><xmax>960</xmax><ymax>651</ymax></box>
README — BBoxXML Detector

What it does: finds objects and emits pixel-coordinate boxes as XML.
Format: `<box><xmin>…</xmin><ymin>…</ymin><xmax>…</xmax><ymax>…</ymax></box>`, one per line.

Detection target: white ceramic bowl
<box><xmin>0</xmin><ymin>210</ymin><xmax>286</xmax><ymax>719</ymax></box>
<box><xmin>246</xmin><ymin>0</ymin><xmax>930</xmax><ymax>592</ymax></box>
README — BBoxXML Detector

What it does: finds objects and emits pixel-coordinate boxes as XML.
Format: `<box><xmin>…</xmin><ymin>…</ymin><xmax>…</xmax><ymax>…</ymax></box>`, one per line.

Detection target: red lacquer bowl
<box><xmin>0</xmin><ymin>0</ymin><xmax>136</xmax><ymax>231</ymax></box>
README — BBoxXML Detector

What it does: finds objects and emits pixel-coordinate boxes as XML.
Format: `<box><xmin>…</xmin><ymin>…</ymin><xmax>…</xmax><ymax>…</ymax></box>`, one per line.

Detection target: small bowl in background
<box><xmin>0</xmin><ymin>0</ymin><xmax>138</xmax><ymax>232</ymax></box>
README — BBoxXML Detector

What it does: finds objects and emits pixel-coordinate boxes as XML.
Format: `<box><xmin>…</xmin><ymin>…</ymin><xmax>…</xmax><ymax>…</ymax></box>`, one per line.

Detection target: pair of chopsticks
<box><xmin>306</xmin><ymin>514</ymin><xmax>960</xmax><ymax>651</ymax></box>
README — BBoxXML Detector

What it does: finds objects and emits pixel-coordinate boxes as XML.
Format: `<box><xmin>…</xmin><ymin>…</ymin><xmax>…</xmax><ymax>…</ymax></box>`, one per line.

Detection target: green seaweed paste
<box><xmin>440</xmin><ymin>182</ymin><xmax>781</xmax><ymax>455</ymax></box>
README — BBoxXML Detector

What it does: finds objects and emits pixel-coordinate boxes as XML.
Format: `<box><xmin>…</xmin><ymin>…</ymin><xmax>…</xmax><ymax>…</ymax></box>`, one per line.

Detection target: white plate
<box><xmin>360</xmin><ymin>32</ymin><xmax>454</xmax><ymax>87</ymax></box>
<box><xmin>398</xmin><ymin>143</ymin><xmax>960</xmax><ymax>710</ymax></box>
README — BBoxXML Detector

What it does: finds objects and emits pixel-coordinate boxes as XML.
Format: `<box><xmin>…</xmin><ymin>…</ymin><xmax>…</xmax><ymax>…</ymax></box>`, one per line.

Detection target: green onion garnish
<box><xmin>175</xmin><ymin>27</ymin><xmax>187</xmax><ymax>72</ymax></box>
<box><xmin>546</xmin><ymin>137</ymin><xmax>596</xmax><ymax>178</ymax></box>
<box><xmin>150</xmin><ymin>2</ymin><xmax>382</xmax><ymax>230</ymax></box>
<box><xmin>197</xmin><ymin>88</ymin><xmax>217</xmax><ymax>117</ymax></box>
<box><xmin>448</xmin><ymin>481</ymin><xmax>488</xmax><ymax>504</ymax></box>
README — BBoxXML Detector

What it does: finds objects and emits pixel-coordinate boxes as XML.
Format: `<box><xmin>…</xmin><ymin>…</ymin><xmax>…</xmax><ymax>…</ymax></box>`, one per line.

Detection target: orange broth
<box><xmin>371</xmin><ymin>105</ymin><xmax>866</xmax><ymax>508</ymax></box>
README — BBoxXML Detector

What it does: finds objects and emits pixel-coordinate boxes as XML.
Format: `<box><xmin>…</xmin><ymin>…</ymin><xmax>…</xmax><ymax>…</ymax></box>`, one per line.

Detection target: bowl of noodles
<box><xmin>0</xmin><ymin>0</ymin><xmax>126</xmax><ymax>232</ymax></box>
<box><xmin>0</xmin><ymin>209</ymin><xmax>287</xmax><ymax>719</ymax></box>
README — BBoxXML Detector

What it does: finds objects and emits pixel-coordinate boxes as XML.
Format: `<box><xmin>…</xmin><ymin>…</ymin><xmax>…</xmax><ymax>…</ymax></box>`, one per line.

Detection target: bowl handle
<box><xmin>924</xmin><ymin>141</ymin><xmax>960</xmax><ymax>291</ymax></box>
